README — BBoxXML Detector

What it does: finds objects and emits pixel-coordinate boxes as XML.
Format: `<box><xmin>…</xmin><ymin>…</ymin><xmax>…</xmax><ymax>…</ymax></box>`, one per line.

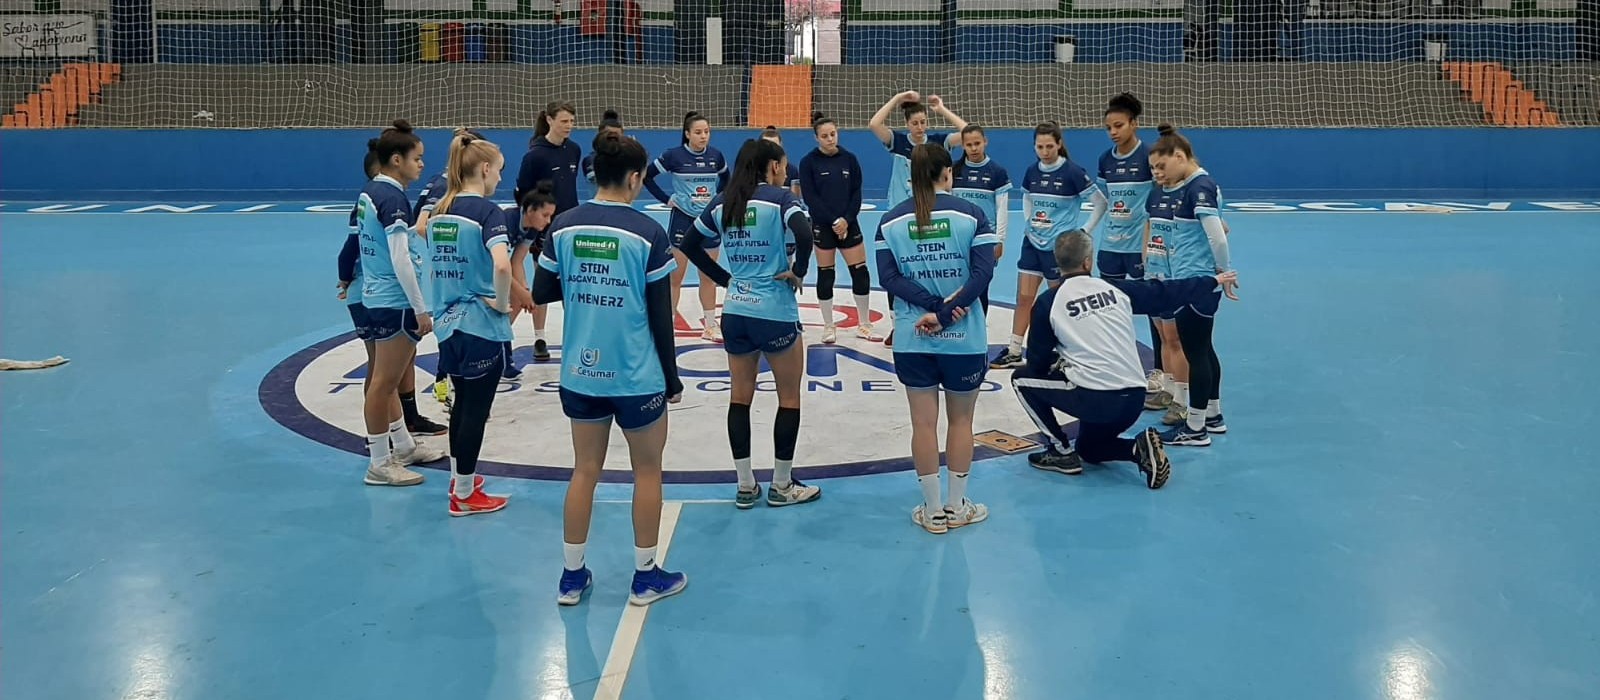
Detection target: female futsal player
<box><xmin>798</xmin><ymin>111</ymin><xmax>872</xmax><ymax>344</ymax></box>
<box><xmin>869</xmin><ymin>91</ymin><xmax>968</xmax><ymax>347</ymax></box>
<box><xmin>759</xmin><ymin>126</ymin><xmax>802</xmax><ymax>196</ymax></box>
<box><xmin>534</xmin><ymin>132</ymin><xmax>688</xmax><ymax>607</ymax></box>
<box><xmin>644</xmin><ymin>111</ymin><xmax>729</xmax><ymax>342</ymax></box>
<box><xmin>875</xmin><ymin>144</ymin><xmax>997</xmax><ymax>535</ymax></box>
<box><xmin>510</xmin><ymin>181</ymin><xmax>559</xmax><ymax>362</ymax></box>
<box><xmin>516</xmin><ymin>100</ymin><xmax>581</xmax><ymax>214</ymax></box>
<box><xmin>581</xmin><ymin>109</ymin><xmax>625</xmax><ymax>185</ymax></box>
<box><xmin>950</xmin><ymin>124</ymin><xmax>1011</xmax><ymax>314</ymax></box>
<box><xmin>680</xmin><ymin>138</ymin><xmax>822</xmax><ymax>510</ymax></box>
<box><xmin>425</xmin><ymin>133</ymin><xmax>514</xmax><ymax>516</ymax></box>
<box><xmin>1148</xmin><ymin>124</ymin><xmax>1238</xmax><ymax>446</ymax></box>
<box><xmin>337</xmin><ymin>149</ymin><xmax>381</xmax><ymax>394</ymax></box>
<box><xmin>1097</xmin><ymin>93</ymin><xmax>1171</xmax><ymax>411</ymax></box>
<box><xmin>356</xmin><ymin>120</ymin><xmax>445</xmax><ymax>487</ymax></box>
<box><xmin>989</xmin><ymin>122</ymin><xmax>1108</xmax><ymax>370</ymax></box>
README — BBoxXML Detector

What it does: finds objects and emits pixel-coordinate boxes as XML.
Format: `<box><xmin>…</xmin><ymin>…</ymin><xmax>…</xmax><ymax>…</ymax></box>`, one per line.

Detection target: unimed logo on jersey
<box><xmin>573</xmin><ymin>235</ymin><xmax>619</xmax><ymax>260</ymax></box>
<box><xmin>909</xmin><ymin>219</ymin><xmax>952</xmax><ymax>240</ymax></box>
<box><xmin>432</xmin><ymin>222</ymin><xmax>459</xmax><ymax>243</ymax></box>
<box><xmin>259</xmin><ymin>291</ymin><xmax>1063</xmax><ymax>483</ymax></box>
<box><xmin>742</xmin><ymin>206</ymin><xmax>758</xmax><ymax>228</ymax></box>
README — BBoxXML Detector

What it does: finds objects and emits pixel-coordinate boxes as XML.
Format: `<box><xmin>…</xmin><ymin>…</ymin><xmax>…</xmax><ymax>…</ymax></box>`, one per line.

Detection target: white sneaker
<box><xmin>395</xmin><ymin>443</ymin><xmax>447</xmax><ymax>465</ymax></box>
<box><xmin>767</xmin><ymin>479</ymin><xmax>822</xmax><ymax>507</ymax></box>
<box><xmin>364</xmin><ymin>457</ymin><xmax>425</xmax><ymax>486</ymax></box>
<box><xmin>944</xmin><ymin>498</ymin><xmax>989</xmax><ymax>529</ymax></box>
<box><xmin>1146</xmin><ymin>370</ymin><xmax>1165</xmax><ymax>393</ymax></box>
<box><xmin>912</xmin><ymin>504</ymin><xmax>949</xmax><ymax>534</ymax></box>
<box><xmin>856</xmin><ymin>322</ymin><xmax>879</xmax><ymax>341</ymax></box>
<box><xmin>821</xmin><ymin>325</ymin><xmax>837</xmax><ymax>344</ymax></box>
<box><xmin>702</xmin><ymin>320</ymin><xmax>723</xmax><ymax>343</ymax></box>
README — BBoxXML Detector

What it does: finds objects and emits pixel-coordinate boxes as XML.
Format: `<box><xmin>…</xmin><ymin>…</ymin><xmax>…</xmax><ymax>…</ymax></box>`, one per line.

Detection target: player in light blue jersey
<box><xmin>534</xmin><ymin>132</ymin><xmax>688</xmax><ymax>608</ymax></box>
<box><xmin>506</xmin><ymin>182</ymin><xmax>557</xmax><ymax>367</ymax></box>
<box><xmin>1149</xmin><ymin>124</ymin><xmax>1239</xmax><ymax>447</ymax></box>
<box><xmin>951</xmin><ymin>124</ymin><xmax>1011</xmax><ymax>314</ymax></box>
<box><xmin>1098</xmin><ymin>92</ymin><xmax>1172</xmax><ymax>411</ymax></box>
<box><xmin>682</xmin><ymin>138</ymin><xmax>822</xmax><ymax>510</ymax></box>
<box><xmin>644</xmin><ymin>110</ymin><xmax>730</xmax><ymax>342</ymax></box>
<box><xmin>991</xmin><ymin>122</ymin><xmax>1109</xmax><ymax>370</ymax></box>
<box><xmin>870</xmin><ymin>91</ymin><xmax>968</xmax><ymax>348</ymax></box>
<box><xmin>425</xmin><ymin>132</ymin><xmax>515</xmax><ymax>517</ymax></box>
<box><xmin>355</xmin><ymin>120</ymin><xmax>446</xmax><ymax>487</ymax></box>
<box><xmin>874</xmin><ymin>144</ymin><xmax>997</xmax><ymax>535</ymax></box>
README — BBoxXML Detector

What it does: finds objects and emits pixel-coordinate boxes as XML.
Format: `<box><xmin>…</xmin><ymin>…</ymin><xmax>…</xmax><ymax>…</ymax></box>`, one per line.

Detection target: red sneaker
<box><xmin>449</xmin><ymin>486</ymin><xmax>509</xmax><ymax>517</ymax></box>
<box><xmin>449</xmin><ymin>475</ymin><xmax>509</xmax><ymax>499</ymax></box>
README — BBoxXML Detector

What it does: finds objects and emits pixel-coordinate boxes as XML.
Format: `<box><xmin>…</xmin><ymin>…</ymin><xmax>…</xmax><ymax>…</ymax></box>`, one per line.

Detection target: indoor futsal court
<box><xmin>4</xmin><ymin>202</ymin><xmax>1598</xmax><ymax>699</ymax></box>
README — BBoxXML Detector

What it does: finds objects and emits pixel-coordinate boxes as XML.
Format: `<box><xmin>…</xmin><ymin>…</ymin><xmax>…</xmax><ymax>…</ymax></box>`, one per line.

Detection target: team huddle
<box><xmin>335</xmin><ymin>91</ymin><xmax>1238</xmax><ymax>608</ymax></box>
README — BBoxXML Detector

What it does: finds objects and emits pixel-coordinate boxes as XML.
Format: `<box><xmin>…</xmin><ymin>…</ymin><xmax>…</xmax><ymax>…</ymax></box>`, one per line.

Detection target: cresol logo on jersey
<box><xmin>259</xmin><ymin>291</ymin><xmax>1054</xmax><ymax>482</ymax></box>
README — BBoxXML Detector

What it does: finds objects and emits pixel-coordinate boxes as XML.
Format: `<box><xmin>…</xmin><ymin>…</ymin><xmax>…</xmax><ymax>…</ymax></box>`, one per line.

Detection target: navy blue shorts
<box><xmin>813</xmin><ymin>222</ymin><xmax>865</xmax><ymax>251</ymax></box>
<box><xmin>721</xmin><ymin>314</ymin><xmax>802</xmax><ymax>356</ymax></box>
<box><xmin>893</xmin><ymin>352</ymin><xmax>989</xmax><ymax>392</ymax></box>
<box><xmin>1097</xmin><ymin>250</ymin><xmax>1144</xmax><ymax>280</ymax></box>
<box><xmin>1181</xmin><ymin>290</ymin><xmax>1223</xmax><ymax>319</ymax></box>
<box><xmin>1017</xmin><ymin>244</ymin><xmax>1061</xmax><ymax>281</ymax></box>
<box><xmin>437</xmin><ymin>331</ymin><xmax>508</xmax><ymax>380</ymax></box>
<box><xmin>348</xmin><ymin>302</ymin><xmax>370</xmax><ymax>336</ymax></box>
<box><xmin>560</xmin><ymin>387</ymin><xmax>668</xmax><ymax>431</ymax></box>
<box><xmin>361</xmin><ymin>306</ymin><xmax>420</xmax><ymax>343</ymax></box>
<box><xmin>670</xmin><ymin>209</ymin><xmax>718</xmax><ymax>250</ymax></box>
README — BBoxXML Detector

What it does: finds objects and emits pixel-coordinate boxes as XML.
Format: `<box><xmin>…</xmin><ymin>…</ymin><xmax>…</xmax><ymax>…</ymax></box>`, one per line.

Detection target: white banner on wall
<box><xmin>0</xmin><ymin>14</ymin><xmax>96</xmax><ymax>59</ymax></box>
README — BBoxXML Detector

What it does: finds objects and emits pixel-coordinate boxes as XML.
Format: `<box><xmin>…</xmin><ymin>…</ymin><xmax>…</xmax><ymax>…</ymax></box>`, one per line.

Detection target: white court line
<box><xmin>594</xmin><ymin>498</ymin><xmax>731</xmax><ymax>504</ymax></box>
<box><xmin>593</xmin><ymin>500</ymin><xmax>684</xmax><ymax>700</ymax></box>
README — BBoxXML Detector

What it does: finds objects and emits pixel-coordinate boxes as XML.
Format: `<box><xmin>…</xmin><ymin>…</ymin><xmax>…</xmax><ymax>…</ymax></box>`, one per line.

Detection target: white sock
<box><xmin>535</xmin><ymin>328</ymin><xmax>546</xmax><ymax>340</ymax></box>
<box><xmin>949</xmin><ymin>470</ymin><xmax>969</xmax><ymax>506</ymax></box>
<box><xmin>1008</xmin><ymin>334</ymin><xmax>1024</xmax><ymax>355</ymax></box>
<box><xmin>853</xmin><ymin>294</ymin><xmax>871</xmax><ymax>325</ymax></box>
<box><xmin>820</xmin><ymin>298</ymin><xmax>835</xmax><ymax>327</ymax></box>
<box><xmin>388</xmin><ymin>419</ymin><xmax>415</xmax><ymax>453</ymax></box>
<box><xmin>450</xmin><ymin>457</ymin><xmax>474</xmax><ymax>497</ymax></box>
<box><xmin>1174</xmin><ymin>382</ymin><xmax>1189</xmax><ymax>410</ymax></box>
<box><xmin>1187</xmin><ymin>406</ymin><xmax>1206</xmax><ymax>431</ymax></box>
<box><xmin>1207</xmin><ymin>398</ymin><xmax>1222</xmax><ymax>418</ymax></box>
<box><xmin>703</xmin><ymin>310</ymin><xmax>717</xmax><ymax>327</ymax></box>
<box><xmin>635</xmin><ymin>546</ymin><xmax>657</xmax><ymax>572</ymax></box>
<box><xmin>773</xmin><ymin>459</ymin><xmax>793</xmax><ymax>489</ymax></box>
<box><xmin>734</xmin><ymin>457</ymin><xmax>756</xmax><ymax>489</ymax></box>
<box><xmin>918</xmin><ymin>473</ymin><xmax>942</xmax><ymax>513</ymax></box>
<box><xmin>563</xmin><ymin>541</ymin><xmax>586</xmax><ymax>571</ymax></box>
<box><xmin>367</xmin><ymin>433</ymin><xmax>391</xmax><ymax>468</ymax></box>
<box><xmin>1162</xmin><ymin>374</ymin><xmax>1176</xmax><ymax>396</ymax></box>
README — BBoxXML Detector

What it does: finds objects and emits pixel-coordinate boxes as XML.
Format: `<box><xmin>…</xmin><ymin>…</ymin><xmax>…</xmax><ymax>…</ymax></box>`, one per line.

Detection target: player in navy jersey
<box><xmin>759</xmin><ymin>126</ymin><xmax>803</xmax><ymax>196</ymax></box>
<box><xmin>681</xmin><ymin>138</ymin><xmax>822</xmax><ymax>510</ymax></box>
<box><xmin>533</xmin><ymin>133</ymin><xmax>688</xmax><ymax>607</ymax></box>
<box><xmin>506</xmin><ymin>182</ymin><xmax>558</xmax><ymax>366</ymax></box>
<box><xmin>870</xmin><ymin>91</ymin><xmax>968</xmax><ymax>348</ymax></box>
<box><xmin>424</xmin><ymin>133</ymin><xmax>515</xmax><ymax>516</ymax></box>
<box><xmin>875</xmin><ymin>144</ymin><xmax>997</xmax><ymax>535</ymax></box>
<box><xmin>1098</xmin><ymin>92</ymin><xmax>1173</xmax><ymax>412</ymax></box>
<box><xmin>515</xmin><ymin>100</ymin><xmax>582</xmax><ymax>215</ymax></box>
<box><xmin>798</xmin><ymin>111</ymin><xmax>874</xmax><ymax>344</ymax></box>
<box><xmin>1148</xmin><ymin>124</ymin><xmax>1238</xmax><ymax>447</ymax></box>
<box><xmin>355</xmin><ymin>120</ymin><xmax>446</xmax><ymax>487</ymax></box>
<box><xmin>990</xmin><ymin>122</ymin><xmax>1108</xmax><ymax>370</ymax></box>
<box><xmin>951</xmin><ymin>124</ymin><xmax>1011</xmax><ymax>315</ymax></box>
<box><xmin>644</xmin><ymin>111</ymin><xmax>730</xmax><ymax>342</ymax></box>
<box><xmin>1144</xmin><ymin>169</ymin><xmax>1191</xmax><ymax>429</ymax></box>
<box><xmin>580</xmin><ymin>109</ymin><xmax>625</xmax><ymax>188</ymax></box>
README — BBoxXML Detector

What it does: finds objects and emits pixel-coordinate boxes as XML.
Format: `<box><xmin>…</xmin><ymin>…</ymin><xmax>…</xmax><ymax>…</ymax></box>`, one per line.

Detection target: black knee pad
<box><xmin>816</xmin><ymin>266</ymin><xmax>836</xmax><ymax>301</ymax></box>
<box><xmin>848</xmin><ymin>262</ymin><xmax>871</xmax><ymax>296</ymax></box>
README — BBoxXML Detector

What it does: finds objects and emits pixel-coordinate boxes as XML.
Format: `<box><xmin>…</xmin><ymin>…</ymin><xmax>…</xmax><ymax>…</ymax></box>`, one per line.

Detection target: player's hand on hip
<box><xmin>416</xmin><ymin>313</ymin><xmax>434</xmax><ymax>336</ymax></box>
<box><xmin>773</xmin><ymin>271</ymin><xmax>802</xmax><ymax>291</ymax></box>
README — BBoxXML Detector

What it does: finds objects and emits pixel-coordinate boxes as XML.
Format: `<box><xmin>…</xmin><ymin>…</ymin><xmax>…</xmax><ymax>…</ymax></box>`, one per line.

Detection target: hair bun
<box><xmin>810</xmin><ymin>111</ymin><xmax>826</xmax><ymax>122</ymax></box>
<box><xmin>1157</xmin><ymin>123</ymin><xmax>1176</xmax><ymax>136</ymax></box>
<box><xmin>604</xmin><ymin>109</ymin><xmax>619</xmax><ymax>120</ymax></box>
<box><xmin>390</xmin><ymin>118</ymin><xmax>414</xmax><ymax>133</ymax></box>
<box><xmin>533</xmin><ymin>180</ymin><xmax>554</xmax><ymax>194</ymax></box>
<box><xmin>367</xmin><ymin>137</ymin><xmax>380</xmax><ymax>150</ymax></box>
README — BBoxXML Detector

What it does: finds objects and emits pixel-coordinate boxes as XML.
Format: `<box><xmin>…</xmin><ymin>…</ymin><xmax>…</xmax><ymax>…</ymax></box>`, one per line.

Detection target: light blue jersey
<box><xmin>695</xmin><ymin>184</ymin><xmax>806</xmax><ymax>323</ymax></box>
<box><xmin>344</xmin><ymin>206</ymin><xmax>363</xmax><ymax>306</ymax></box>
<box><xmin>356</xmin><ymin>174</ymin><xmax>416</xmax><ymax>310</ymax></box>
<box><xmin>951</xmin><ymin>157</ymin><xmax>1012</xmax><ymax>232</ymax></box>
<box><xmin>874</xmin><ymin>193</ymin><xmax>999</xmax><ymax>355</ymax></box>
<box><xmin>539</xmin><ymin>200</ymin><xmax>678</xmax><ymax>397</ymax></box>
<box><xmin>427</xmin><ymin>194</ymin><xmax>512</xmax><ymax>344</ymax></box>
<box><xmin>1145</xmin><ymin>187</ymin><xmax>1176</xmax><ymax>282</ymax></box>
<box><xmin>647</xmin><ymin>145</ymin><xmax>729</xmax><ymax>218</ymax></box>
<box><xmin>1163</xmin><ymin>168</ymin><xmax>1225</xmax><ymax>278</ymax></box>
<box><xmin>1097</xmin><ymin>142</ymin><xmax>1153</xmax><ymax>254</ymax></box>
<box><xmin>1020</xmin><ymin>158</ymin><xmax>1095</xmax><ymax>251</ymax></box>
<box><xmin>886</xmin><ymin>130</ymin><xmax>953</xmax><ymax>208</ymax></box>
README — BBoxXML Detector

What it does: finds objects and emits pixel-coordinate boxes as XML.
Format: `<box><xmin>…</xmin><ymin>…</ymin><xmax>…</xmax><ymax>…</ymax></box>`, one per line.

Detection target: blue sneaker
<box><xmin>1160</xmin><ymin>424</ymin><xmax>1212</xmax><ymax>447</ymax></box>
<box><xmin>557</xmin><ymin>567</ymin><xmax>592</xmax><ymax>606</ymax></box>
<box><xmin>1205</xmin><ymin>414</ymin><xmax>1227</xmax><ymax>434</ymax></box>
<box><xmin>629</xmin><ymin>566</ymin><xmax>688</xmax><ymax>606</ymax></box>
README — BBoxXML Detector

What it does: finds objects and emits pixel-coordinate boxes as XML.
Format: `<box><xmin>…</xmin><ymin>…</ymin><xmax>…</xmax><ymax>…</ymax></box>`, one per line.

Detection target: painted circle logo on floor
<box><xmin>260</xmin><ymin>291</ymin><xmax>1103</xmax><ymax>483</ymax></box>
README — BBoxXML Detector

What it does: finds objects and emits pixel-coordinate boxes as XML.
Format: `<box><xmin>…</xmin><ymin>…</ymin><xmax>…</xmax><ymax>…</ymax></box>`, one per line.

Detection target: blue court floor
<box><xmin>3</xmin><ymin>205</ymin><xmax>1599</xmax><ymax>700</ymax></box>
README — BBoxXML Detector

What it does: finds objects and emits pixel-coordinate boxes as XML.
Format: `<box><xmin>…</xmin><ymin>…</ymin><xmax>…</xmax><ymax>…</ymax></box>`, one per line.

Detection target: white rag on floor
<box><xmin>0</xmin><ymin>356</ymin><xmax>69</xmax><ymax>371</ymax></box>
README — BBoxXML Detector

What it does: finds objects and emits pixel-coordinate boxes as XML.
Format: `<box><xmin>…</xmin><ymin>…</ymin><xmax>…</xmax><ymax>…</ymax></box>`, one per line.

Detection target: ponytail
<box><xmin>909</xmin><ymin>143</ymin><xmax>951</xmax><ymax>231</ymax></box>
<box><xmin>681</xmin><ymin>110</ymin><xmax>708</xmax><ymax>146</ymax></box>
<box><xmin>532</xmin><ymin>100</ymin><xmax>576</xmax><ymax>145</ymax></box>
<box><xmin>722</xmin><ymin>138</ymin><xmax>785</xmax><ymax>230</ymax></box>
<box><xmin>436</xmin><ymin>129</ymin><xmax>501</xmax><ymax>218</ymax></box>
<box><xmin>1034</xmin><ymin>121</ymin><xmax>1067</xmax><ymax>160</ymax></box>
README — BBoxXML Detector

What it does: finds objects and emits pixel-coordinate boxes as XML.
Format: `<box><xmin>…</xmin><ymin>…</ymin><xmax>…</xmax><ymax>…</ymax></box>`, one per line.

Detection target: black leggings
<box><xmin>448</xmin><ymin>372</ymin><xmax>499</xmax><ymax>475</ymax></box>
<box><xmin>1175</xmin><ymin>310</ymin><xmax>1221</xmax><ymax>411</ymax></box>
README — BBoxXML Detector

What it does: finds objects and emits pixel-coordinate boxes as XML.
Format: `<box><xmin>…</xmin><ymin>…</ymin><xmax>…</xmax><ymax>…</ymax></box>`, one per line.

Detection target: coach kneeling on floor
<box><xmin>1009</xmin><ymin>230</ymin><xmax>1237</xmax><ymax>489</ymax></box>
